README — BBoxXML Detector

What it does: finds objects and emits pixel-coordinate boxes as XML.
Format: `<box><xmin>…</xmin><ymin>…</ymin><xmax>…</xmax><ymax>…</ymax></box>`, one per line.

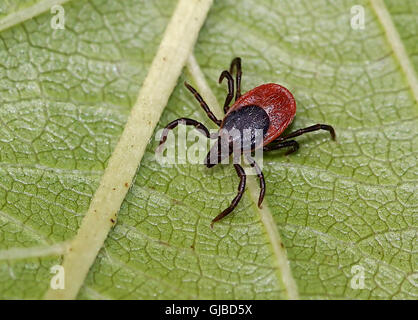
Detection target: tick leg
<box><xmin>219</xmin><ymin>70</ymin><xmax>234</xmax><ymax>114</ymax></box>
<box><xmin>157</xmin><ymin>118</ymin><xmax>212</xmax><ymax>151</ymax></box>
<box><xmin>263</xmin><ymin>140</ymin><xmax>299</xmax><ymax>155</ymax></box>
<box><xmin>211</xmin><ymin>164</ymin><xmax>246</xmax><ymax>228</ymax></box>
<box><xmin>184</xmin><ymin>82</ymin><xmax>221</xmax><ymax>126</ymax></box>
<box><xmin>245</xmin><ymin>156</ymin><xmax>265</xmax><ymax>208</ymax></box>
<box><xmin>229</xmin><ymin>57</ymin><xmax>242</xmax><ymax>100</ymax></box>
<box><xmin>280</xmin><ymin>124</ymin><xmax>336</xmax><ymax>141</ymax></box>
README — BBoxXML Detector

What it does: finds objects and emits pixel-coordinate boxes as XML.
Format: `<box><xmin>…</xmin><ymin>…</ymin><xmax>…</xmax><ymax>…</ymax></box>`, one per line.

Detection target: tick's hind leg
<box><xmin>229</xmin><ymin>57</ymin><xmax>242</xmax><ymax>100</ymax></box>
<box><xmin>280</xmin><ymin>124</ymin><xmax>336</xmax><ymax>141</ymax></box>
<box><xmin>156</xmin><ymin>118</ymin><xmax>212</xmax><ymax>152</ymax></box>
<box><xmin>245</xmin><ymin>156</ymin><xmax>265</xmax><ymax>207</ymax></box>
<box><xmin>263</xmin><ymin>140</ymin><xmax>299</xmax><ymax>155</ymax></box>
<box><xmin>211</xmin><ymin>164</ymin><xmax>246</xmax><ymax>228</ymax></box>
<box><xmin>184</xmin><ymin>82</ymin><xmax>221</xmax><ymax>126</ymax></box>
<box><xmin>219</xmin><ymin>70</ymin><xmax>234</xmax><ymax>114</ymax></box>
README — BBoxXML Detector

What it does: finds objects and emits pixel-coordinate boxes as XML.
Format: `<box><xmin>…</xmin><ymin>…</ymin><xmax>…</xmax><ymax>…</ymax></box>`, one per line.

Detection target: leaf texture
<box><xmin>0</xmin><ymin>0</ymin><xmax>417</xmax><ymax>299</ymax></box>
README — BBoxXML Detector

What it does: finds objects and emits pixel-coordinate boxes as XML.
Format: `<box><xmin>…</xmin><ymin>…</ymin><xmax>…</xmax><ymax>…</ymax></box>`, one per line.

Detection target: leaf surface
<box><xmin>0</xmin><ymin>0</ymin><xmax>417</xmax><ymax>299</ymax></box>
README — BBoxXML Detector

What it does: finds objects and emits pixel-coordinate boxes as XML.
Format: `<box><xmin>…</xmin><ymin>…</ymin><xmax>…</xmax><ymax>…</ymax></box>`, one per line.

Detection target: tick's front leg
<box><xmin>245</xmin><ymin>155</ymin><xmax>265</xmax><ymax>208</ymax></box>
<box><xmin>211</xmin><ymin>164</ymin><xmax>246</xmax><ymax>228</ymax></box>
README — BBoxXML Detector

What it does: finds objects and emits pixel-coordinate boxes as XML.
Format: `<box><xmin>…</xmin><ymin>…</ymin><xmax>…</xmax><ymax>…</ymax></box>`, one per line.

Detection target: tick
<box><xmin>157</xmin><ymin>57</ymin><xmax>336</xmax><ymax>227</ymax></box>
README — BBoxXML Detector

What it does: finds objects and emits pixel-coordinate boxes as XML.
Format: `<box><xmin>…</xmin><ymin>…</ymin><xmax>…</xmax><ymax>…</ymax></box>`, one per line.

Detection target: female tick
<box><xmin>157</xmin><ymin>57</ymin><xmax>336</xmax><ymax>227</ymax></box>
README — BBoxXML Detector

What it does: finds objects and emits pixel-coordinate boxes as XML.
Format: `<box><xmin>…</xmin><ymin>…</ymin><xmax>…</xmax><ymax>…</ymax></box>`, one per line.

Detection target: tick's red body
<box><xmin>222</xmin><ymin>83</ymin><xmax>296</xmax><ymax>146</ymax></box>
<box><xmin>158</xmin><ymin>57</ymin><xmax>335</xmax><ymax>227</ymax></box>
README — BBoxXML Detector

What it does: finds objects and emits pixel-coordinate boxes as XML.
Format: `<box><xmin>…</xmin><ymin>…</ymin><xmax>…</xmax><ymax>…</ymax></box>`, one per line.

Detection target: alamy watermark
<box><xmin>350</xmin><ymin>5</ymin><xmax>365</xmax><ymax>30</ymax></box>
<box><xmin>154</xmin><ymin>125</ymin><xmax>265</xmax><ymax>174</ymax></box>
<box><xmin>51</xmin><ymin>5</ymin><xmax>65</xmax><ymax>30</ymax></box>
<box><xmin>50</xmin><ymin>265</ymin><xmax>65</xmax><ymax>290</ymax></box>
<box><xmin>350</xmin><ymin>265</ymin><xmax>365</xmax><ymax>289</ymax></box>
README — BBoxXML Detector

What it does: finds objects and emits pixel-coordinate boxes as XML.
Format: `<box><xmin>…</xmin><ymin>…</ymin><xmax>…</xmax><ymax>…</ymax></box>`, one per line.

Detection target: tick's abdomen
<box><xmin>226</xmin><ymin>83</ymin><xmax>297</xmax><ymax>145</ymax></box>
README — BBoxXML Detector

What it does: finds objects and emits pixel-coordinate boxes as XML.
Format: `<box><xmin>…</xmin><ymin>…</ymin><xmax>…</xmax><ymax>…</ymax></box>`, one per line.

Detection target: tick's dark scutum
<box><xmin>221</xmin><ymin>105</ymin><xmax>270</xmax><ymax>150</ymax></box>
<box><xmin>222</xmin><ymin>105</ymin><xmax>270</xmax><ymax>135</ymax></box>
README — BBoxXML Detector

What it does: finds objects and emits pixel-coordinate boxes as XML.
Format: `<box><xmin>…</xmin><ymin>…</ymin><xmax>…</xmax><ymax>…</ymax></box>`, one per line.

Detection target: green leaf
<box><xmin>0</xmin><ymin>0</ymin><xmax>48</xmax><ymax>20</ymax></box>
<box><xmin>385</xmin><ymin>0</ymin><xmax>418</xmax><ymax>72</ymax></box>
<box><xmin>0</xmin><ymin>0</ymin><xmax>417</xmax><ymax>300</ymax></box>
